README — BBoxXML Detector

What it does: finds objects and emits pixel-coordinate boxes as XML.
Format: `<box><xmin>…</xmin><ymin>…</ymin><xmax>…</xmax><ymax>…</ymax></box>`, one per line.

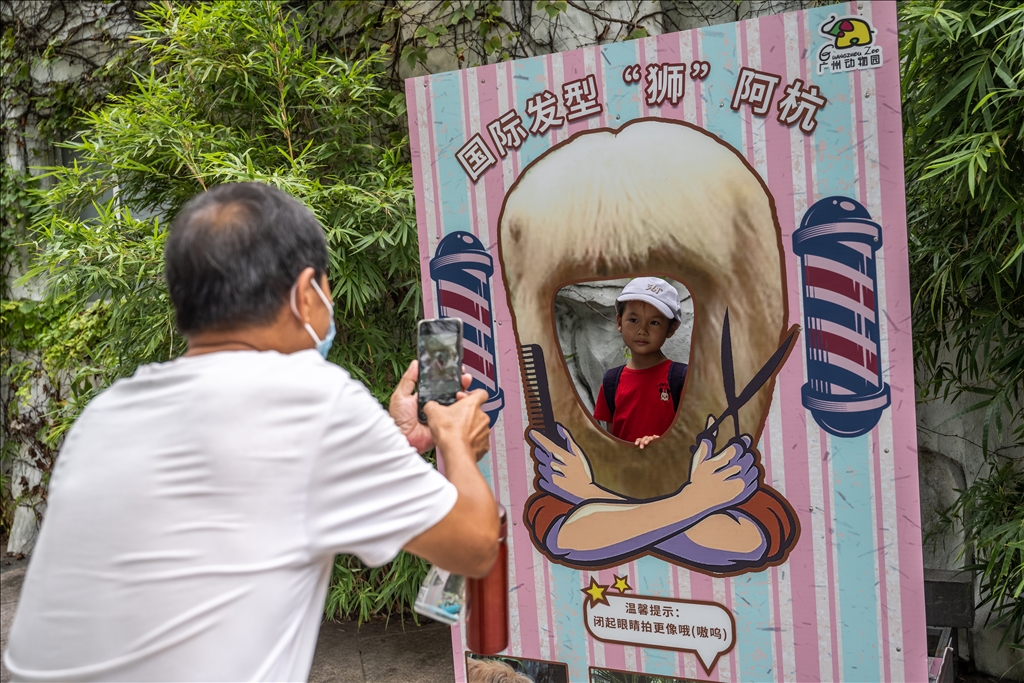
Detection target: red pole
<box><xmin>466</xmin><ymin>505</ymin><xmax>508</xmax><ymax>654</ymax></box>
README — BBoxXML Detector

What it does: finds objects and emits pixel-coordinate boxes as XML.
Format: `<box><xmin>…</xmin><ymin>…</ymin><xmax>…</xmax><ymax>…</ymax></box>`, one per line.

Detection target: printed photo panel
<box><xmin>407</xmin><ymin>2</ymin><xmax>926</xmax><ymax>680</ymax></box>
<box><xmin>498</xmin><ymin>118</ymin><xmax>790</xmax><ymax>499</ymax></box>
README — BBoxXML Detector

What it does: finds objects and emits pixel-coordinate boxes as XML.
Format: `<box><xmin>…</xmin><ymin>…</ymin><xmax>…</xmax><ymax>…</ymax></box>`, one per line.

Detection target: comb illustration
<box><xmin>520</xmin><ymin>344</ymin><xmax>556</xmax><ymax>438</ymax></box>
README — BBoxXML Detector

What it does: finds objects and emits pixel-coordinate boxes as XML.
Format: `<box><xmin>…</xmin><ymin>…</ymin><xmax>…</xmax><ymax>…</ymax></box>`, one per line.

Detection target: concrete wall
<box><xmin>917</xmin><ymin>386</ymin><xmax>1024</xmax><ymax>680</ymax></box>
<box><xmin>1</xmin><ymin>0</ymin><xmax>138</xmax><ymax>556</ymax></box>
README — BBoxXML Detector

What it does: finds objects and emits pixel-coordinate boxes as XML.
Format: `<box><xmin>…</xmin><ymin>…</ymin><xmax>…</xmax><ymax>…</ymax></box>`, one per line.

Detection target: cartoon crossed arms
<box><xmin>523</xmin><ymin>313</ymin><xmax>799</xmax><ymax>574</ymax></box>
<box><xmin>526</xmin><ymin>421</ymin><xmax>793</xmax><ymax>572</ymax></box>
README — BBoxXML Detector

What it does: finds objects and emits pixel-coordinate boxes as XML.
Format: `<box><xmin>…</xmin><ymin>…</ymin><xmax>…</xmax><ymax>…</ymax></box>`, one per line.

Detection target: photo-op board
<box><xmin>406</xmin><ymin>3</ymin><xmax>926</xmax><ymax>681</ymax></box>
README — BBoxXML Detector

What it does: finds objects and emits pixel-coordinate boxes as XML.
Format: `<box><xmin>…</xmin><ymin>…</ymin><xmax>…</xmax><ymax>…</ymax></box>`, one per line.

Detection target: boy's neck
<box><xmin>626</xmin><ymin>352</ymin><xmax>669</xmax><ymax>371</ymax></box>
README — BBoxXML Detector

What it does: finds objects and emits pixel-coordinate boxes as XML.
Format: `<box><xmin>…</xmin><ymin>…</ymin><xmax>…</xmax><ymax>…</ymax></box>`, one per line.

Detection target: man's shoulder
<box><xmin>134</xmin><ymin>349</ymin><xmax>350</xmax><ymax>379</ymax></box>
<box><xmin>112</xmin><ymin>350</ymin><xmax>357</xmax><ymax>405</ymax></box>
<box><xmin>75</xmin><ymin>351</ymin><xmax>373</xmax><ymax>450</ymax></box>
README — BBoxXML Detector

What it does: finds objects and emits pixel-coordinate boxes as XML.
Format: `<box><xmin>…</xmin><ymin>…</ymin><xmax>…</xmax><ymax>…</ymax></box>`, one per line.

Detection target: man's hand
<box><xmin>424</xmin><ymin>389</ymin><xmax>491</xmax><ymax>462</ymax></box>
<box><xmin>686</xmin><ymin>416</ymin><xmax>759</xmax><ymax>513</ymax></box>
<box><xmin>389</xmin><ymin>360</ymin><xmax>471</xmax><ymax>454</ymax></box>
<box><xmin>404</xmin><ymin>388</ymin><xmax>497</xmax><ymax>578</ymax></box>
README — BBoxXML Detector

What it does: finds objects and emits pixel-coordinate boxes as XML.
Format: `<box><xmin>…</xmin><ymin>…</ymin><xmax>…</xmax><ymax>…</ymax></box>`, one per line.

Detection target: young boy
<box><xmin>592</xmin><ymin>277</ymin><xmax>688</xmax><ymax>448</ymax></box>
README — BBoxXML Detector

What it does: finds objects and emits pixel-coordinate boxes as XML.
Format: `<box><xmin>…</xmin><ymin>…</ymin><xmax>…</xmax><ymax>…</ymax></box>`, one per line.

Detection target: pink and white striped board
<box><xmin>406</xmin><ymin>4</ymin><xmax>926</xmax><ymax>681</ymax></box>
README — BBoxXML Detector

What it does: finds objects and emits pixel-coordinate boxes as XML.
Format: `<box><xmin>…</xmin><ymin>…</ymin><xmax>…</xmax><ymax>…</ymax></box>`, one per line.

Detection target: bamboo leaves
<box><xmin>30</xmin><ymin>0</ymin><xmax>421</xmax><ymax>405</ymax></box>
<box><xmin>900</xmin><ymin>0</ymin><xmax>1024</xmax><ymax>453</ymax></box>
<box><xmin>902</xmin><ymin>0</ymin><xmax>1024</xmax><ymax>654</ymax></box>
<box><xmin>18</xmin><ymin>0</ymin><xmax>425</xmax><ymax>622</ymax></box>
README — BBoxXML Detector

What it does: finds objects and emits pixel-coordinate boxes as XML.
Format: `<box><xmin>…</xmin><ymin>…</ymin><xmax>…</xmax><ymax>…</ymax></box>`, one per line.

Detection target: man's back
<box><xmin>4</xmin><ymin>350</ymin><xmax>455</xmax><ymax>682</ymax></box>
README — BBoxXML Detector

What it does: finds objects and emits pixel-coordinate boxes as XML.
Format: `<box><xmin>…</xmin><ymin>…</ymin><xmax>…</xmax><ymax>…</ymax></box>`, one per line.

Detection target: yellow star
<box><xmin>612</xmin><ymin>575</ymin><xmax>632</xmax><ymax>593</ymax></box>
<box><xmin>581</xmin><ymin>578</ymin><xmax>609</xmax><ymax>608</ymax></box>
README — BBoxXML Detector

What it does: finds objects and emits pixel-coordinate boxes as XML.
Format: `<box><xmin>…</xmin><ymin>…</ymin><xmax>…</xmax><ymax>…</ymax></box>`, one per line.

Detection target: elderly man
<box><xmin>3</xmin><ymin>183</ymin><xmax>499</xmax><ymax>681</ymax></box>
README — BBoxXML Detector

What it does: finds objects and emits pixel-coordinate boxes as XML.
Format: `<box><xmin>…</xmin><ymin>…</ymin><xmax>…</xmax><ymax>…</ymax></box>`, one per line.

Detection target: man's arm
<box><xmin>402</xmin><ymin>390</ymin><xmax>499</xmax><ymax>578</ymax></box>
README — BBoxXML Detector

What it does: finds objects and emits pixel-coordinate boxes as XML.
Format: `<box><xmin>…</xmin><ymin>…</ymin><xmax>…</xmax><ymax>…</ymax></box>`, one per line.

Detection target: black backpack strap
<box><xmin>602</xmin><ymin>365</ymin><xmax>625</xmax><ymax>418</ymax></box>
<box><xmin>669</xmin><ymin>362</ymin><xmax>688</xmax><ymax>411</ymax></box>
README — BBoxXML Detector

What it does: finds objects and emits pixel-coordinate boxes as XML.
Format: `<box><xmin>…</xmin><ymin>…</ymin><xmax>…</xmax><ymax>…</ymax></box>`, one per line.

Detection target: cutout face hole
<box><xmin>554</xmin><ymin>277</ymin><xmax>694</xmax><ymax>441</ymax></box>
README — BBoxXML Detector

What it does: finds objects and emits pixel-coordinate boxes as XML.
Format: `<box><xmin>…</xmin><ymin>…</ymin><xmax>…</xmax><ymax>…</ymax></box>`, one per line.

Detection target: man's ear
<box><xmin>666</xmin><ymin>318</ymin><xmax>680</xmax><ymax>338</ymax></box>
<box><xmin>615</xmin><ymin>314</ymin><xmax>623</xmax><ymax>332</ymax></box>
<box><xmin>291</xmin><ymin>267</ymin><xmax>317</xmax><ymax>324</ymax></box>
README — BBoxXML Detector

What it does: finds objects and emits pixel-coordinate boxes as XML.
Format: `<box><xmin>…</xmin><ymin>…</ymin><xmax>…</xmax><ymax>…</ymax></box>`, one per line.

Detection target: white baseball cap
<box><xmin>616</xmin><ymin>277</ymin><xmax>681</xmax><ymax>320</ymax></box>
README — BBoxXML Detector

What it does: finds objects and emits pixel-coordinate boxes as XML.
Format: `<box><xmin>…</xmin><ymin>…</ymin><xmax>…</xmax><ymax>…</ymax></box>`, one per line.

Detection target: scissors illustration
<box><xmin>692</xmin><ymin>309</ymin><xmax>800</xmax><ymax>451</ymax></box>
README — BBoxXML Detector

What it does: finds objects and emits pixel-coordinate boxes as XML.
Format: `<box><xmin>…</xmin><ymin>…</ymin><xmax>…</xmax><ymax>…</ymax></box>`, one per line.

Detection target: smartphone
<box><xmin>417</xmin><ymin>318</ymin><xmax>463</xmax><ymax>424</ymax></box>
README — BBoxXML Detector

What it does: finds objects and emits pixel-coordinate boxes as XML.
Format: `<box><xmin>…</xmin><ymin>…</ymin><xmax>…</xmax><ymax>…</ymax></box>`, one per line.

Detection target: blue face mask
<box><xmin>291</xmin><ymin>278</ymin><xmax>335</xmax><ymax>359</ymax></box>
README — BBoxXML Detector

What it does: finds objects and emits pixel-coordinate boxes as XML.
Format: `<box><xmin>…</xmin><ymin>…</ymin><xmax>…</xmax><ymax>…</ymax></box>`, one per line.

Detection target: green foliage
<box><xmin>29</xmin><ymin>0</ymin><xmax>421</xmax><ymax>398</ymax></box>
<box><xmin>1</xmin><ymin>167</ymin><xmax>35</xmax><ymax>236</ymax></box>
<box><xmin>901</xmin><ymin>0</ymin><xmax>1024</xmax><ymax>652</ymax></box>
<box><xmin>1</xmin><ymin>294</ymin><xmax>114</xmax><ymax>440</ymax></box>
<box><xmin>19</xmin><ymin>0</ymin><xmax>425</xmax><ymax>620</ymax></box>
<box><xmin>1</xmin><ymin>126</ymin><xmax>47</xmax><ymax>537</ymax></box>
<box><xmin>1</xmin><ymin>166</ymin><xmax>36</xmax><ymax>274</ymax></box>
<box><xmin>326</xmin><ymin>0</ymin><xmax>524</xmax><ymax>74</ymax></box>
<box><xmin>939</xmin><ymin>457</ymin><xmax>1024</xmax><ymax>650</ymax></box>
<box><xmin>0</xmin><ymin>288</ymin><xmax>113</xmax><ymax>529</ymax></box>
<box><xmin>325</xmin><ymin>551</ymin><xmax>429</xmax><ymax>624</ymax></box>
<box><xmin>900</xmin><ymin>0</ymin><xmax>1024</xmax><ymax>451</ymax></box>
<box><xmin>22</xmin><ymin>202</ymin><xmax>174</xmax><ymax>442</ymax></box>
<box><xmin>536</xmin><ymin>1</ymin><xmax>568</xmax><ymax>20</ymax></box>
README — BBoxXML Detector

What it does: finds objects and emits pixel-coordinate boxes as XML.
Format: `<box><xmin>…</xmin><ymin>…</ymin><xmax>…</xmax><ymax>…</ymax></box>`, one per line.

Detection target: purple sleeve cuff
<box><xmin>542</xmin><ymin>505</ymin><xmax>768</xmax><ymax>570</ymax></box>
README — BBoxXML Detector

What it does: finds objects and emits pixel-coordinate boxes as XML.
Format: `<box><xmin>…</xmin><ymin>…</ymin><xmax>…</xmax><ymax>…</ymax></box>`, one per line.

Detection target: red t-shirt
<box><xmin>593</xmin><ymin>359</ymin><xmax>677</xmax><ymax>443</ymax></box>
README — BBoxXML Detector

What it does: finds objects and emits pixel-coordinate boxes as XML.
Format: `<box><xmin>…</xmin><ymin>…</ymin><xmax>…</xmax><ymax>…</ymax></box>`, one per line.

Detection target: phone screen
<box><xmin>417</xmin><ymin>319</ymin><xmax>463</xmax><ymax>423</ymax></box>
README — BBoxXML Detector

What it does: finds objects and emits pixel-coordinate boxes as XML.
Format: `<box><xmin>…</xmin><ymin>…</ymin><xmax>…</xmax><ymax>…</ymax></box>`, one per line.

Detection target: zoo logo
<box><xmin>816</xmin><ymin>15</ymin><xmax>883</xmax><ymax>76</ymax></box>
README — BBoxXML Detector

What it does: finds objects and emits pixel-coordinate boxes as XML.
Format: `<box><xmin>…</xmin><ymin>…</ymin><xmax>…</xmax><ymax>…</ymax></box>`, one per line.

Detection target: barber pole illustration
<box><xmin>430</xmin><ymin>232</ymin><xmax>504</xmax><ymax>425</ymax></box>
<box><xmin>793</xmin><ymin>196</ymin><xmax>891</xmax><ymax>437</ymax></box>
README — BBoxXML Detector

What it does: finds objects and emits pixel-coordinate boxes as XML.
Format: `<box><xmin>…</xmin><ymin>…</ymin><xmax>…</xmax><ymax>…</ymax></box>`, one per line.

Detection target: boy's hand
<box><xmin>635</xmin><ymin>435</ymin><xmax>660</xmax><ymax>449</ymax></box>
<box><xmin>686</xmin><ymin>416</ymin><xmax>759</xmax><ymax>512</ymax></box>
<box><xmin>389</xmin><ymin>360</ymin><xmax>472</xmax><ymax>454</ymax></box>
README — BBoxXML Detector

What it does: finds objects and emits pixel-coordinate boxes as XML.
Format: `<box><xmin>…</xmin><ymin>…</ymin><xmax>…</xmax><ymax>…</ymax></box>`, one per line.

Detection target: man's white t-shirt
<box><xmin>3</xmin><ymin>350</ymin><xmax>457</xmax><ymax>682</ymax></box>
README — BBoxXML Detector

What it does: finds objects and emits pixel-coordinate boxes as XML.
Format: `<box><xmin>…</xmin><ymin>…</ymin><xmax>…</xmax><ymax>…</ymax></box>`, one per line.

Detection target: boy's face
<box><xmin>616</xmin><ymin>300</ymin><xmax>676</xmax><ymax>359</ymax></box>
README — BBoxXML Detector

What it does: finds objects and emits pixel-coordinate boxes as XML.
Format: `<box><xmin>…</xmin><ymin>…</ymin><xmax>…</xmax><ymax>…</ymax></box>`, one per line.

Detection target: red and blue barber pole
<box><xmin>793</xmin><ymin>197</ymin><xmax>890</xmax><ymax>438</ymax></box>
<box><xmin>430</xmin><ymin>232</ymin><xmax>505</xmax><ymax>426</ymax></box>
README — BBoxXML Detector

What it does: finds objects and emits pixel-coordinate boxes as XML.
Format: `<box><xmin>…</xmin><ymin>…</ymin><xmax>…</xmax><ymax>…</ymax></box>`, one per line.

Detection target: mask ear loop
<box><xmin>309</xmin><ymin>278</ymin><xmax>333</xmax><ymax>314</ymax></box>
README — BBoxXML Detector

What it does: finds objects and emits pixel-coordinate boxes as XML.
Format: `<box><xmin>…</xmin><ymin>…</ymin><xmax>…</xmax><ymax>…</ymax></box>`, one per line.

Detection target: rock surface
<box><xmin>917</xmin><ymin>377</ymin><xmax>1024</xmax><ymax>681</ymax></box>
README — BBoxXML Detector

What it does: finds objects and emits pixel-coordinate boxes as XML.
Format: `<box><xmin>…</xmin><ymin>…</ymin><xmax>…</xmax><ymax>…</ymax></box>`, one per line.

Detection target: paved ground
<box><xmin>310</xmin><ymin>616</ymin><xmax>454</xmax><ymax>683</ymax></box>
<box><xmin>1</xmin><ymin>556</ymin><xmax>30</xmax><ymax>683</ymax></box>
<box><xmin>3</xmin><ymin>554</ymin><xmax>1014</xmax><ymax>683</ymax></box>
<box><xmin>0</xmin><ymin>555</ymin><xmax>454</xmax><ymax>683</ymax></box>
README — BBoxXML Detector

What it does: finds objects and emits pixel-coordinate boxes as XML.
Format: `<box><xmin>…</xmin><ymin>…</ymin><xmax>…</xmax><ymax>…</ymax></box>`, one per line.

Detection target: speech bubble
<box><xmin>584</xmin><ymin>593</ymin><xmax>735</xmax><ymax>673</ymax></box>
